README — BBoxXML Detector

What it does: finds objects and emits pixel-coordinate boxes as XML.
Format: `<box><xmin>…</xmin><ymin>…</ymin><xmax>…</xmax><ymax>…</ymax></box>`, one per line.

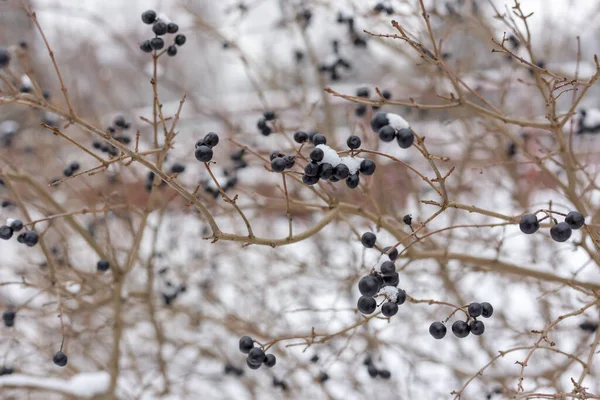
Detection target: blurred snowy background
<box><xmin>1</xmin><ymin>0</ymin><xmax>600</xmax><ymax>399</ymax></box>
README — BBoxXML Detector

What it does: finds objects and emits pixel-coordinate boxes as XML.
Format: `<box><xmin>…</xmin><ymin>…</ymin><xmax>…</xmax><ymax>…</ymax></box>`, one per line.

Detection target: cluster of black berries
<box><xmin>298</xmin><ymin>134</ymin><xmax>376</xmax><ymax>188</ymax></box>
<box><xmin>371</xmin><ymin>112</ymin><xmax>414</xmax><ymax>149</ymax></box>
<box><xmin>63</xmin><ymin>161</ymin><xmax>80</xmax><ymax>177</ymax></box>
<box><xmin>357</xmin><ymin>232</ymin><xmax>406</xmax><ymax>316</ymax></box>
<box><xmin>195</xmin><ymin>132</ymin><xmax>220</xmax><ymax>163</ymax></box>
<box><xmin>238</xmin><ymin>336</ymin><xmax>276</xmax><ymax>370</ymax></box>
<box><xmin>52</xmin><ymin>350</ymin><xmax>68</xmax><ymax>367</ymax></box>
<box><xmin>336</xmin><ymin>13</ymin><xmax>367</xmax><ymax>47</ymax></box>
<box><xmin>373</xmin><ymin>2</ymin><xmax>394</xmax><ymax>15</ymax></box>
<box><xmin>363</xmin><ymin>356</ymin><xmax>391</xmax><ymax>379</ymax></box>
<box><xmin>270</xmin><ymin>151</ymin><xmax>295</xmax><ymax>173</ymax></box>
<box><xmin>429</xmin><ymin>302</ymin><xmax>494</xmax><ymax>339</ymax></box>
<box><xmin>257</xmin><ymin>110</ymin><xmax>276</xmax><ymax>136</ymax></box>
<box><xmin>355</xmin><ymin>87</ymin><xmax>392</xmax><ymax>116</ymax></box>
<box><xmin>106</xmin><ymin>114</ymin><xmax>132</xmax><ymax>145</ymax></box>
<box><xmin>140</xmin><ymin>10</ymin><xmax>186</xmax><ymax>55</ymax></box>
<box><xmin>92</xmin><ymin>140</ymin><xmax>119</xmax><ymax>157</ymax></box>
<box><xmin>319</xmin><ymin>41</ymin><xmax>351</xmax><ymax>81</ymax></box>
<box><xmin>1</xmin><ymin>219</ymin><xmax>38</xmax><ymax>247</ymax></box>
<box><xmin>2</xmin><ymin>309</ymin><xmax>15</xmax><ymax>327</ymax></box>
<box><xmin>155</xmin><ymin>267</ymin><xmax>187</xmax><ymax>306</ymax></box>
<box><xmin>519</xmin><ymin>210</ymin><xmax>584</xmax><ymax>243</ymax></box>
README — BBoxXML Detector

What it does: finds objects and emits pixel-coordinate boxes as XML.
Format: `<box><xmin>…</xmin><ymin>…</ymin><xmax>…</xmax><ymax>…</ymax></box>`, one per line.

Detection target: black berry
<box><xmin>378</xmin><ymin>369</ymin><xmax>391</xmax><ymax>379</ymax></box>
<box><xmin>370</xmin><ymin>112</ymin><xmax>389</xmax><ymax>133</ymax></box>
<box><xmin>468</xmin><ymin>302</ymin><xmax>482</xmax><ymax>318</ymax></box>
<box><xmin>0</xmin><ymin>48</ymin><xmax>11</xmax><ymax>68</ymax></box>
<box><xmin>271</xmin><ymin>157</ymin><xmax>286</xmax><ymax>173</ymax></box>
<box><xmin>565</xmin><ymin>211</ymin><xmax>585</xmax><ymax>229</ymax></box>
<box><xmin>319</xmin><ymin>163</ymin><xmax>334</xmax><ymax>180</ymax></box>
<box><xmin>171</xmin><ymin>163</ymin><xmax>186</xmax><ymax>174</ymax></box>
<box><xmin>97</xmin><ymin>259</ymin><xmax>110</xmax><ymax>272</ymax></box>
<box><xmin>452</xmin><ymin>321</ymin><xmax>470</xmax><ymax>338</ymax></box>
<box><xmin>378</xmin><ymin>126</ymin><xmax>396</xmax><ymax>142</ymax></box>
<box><xmin>334</xmin><ymin>163</ymin><xmax>350</xmax><ymax>180</ymax></box>
<box><xmin>480</xmin><ymin>302</ymin><xmax>494</xmax><ymax>318</ymax></box>
<box><xmin>239</xmin><ymin>336</ymin><xmax>254</xmax><ymax>354</ymax></box>
<box><xmin>153</xmin><ymin>21</ymin><xmax>168</xmax><ymax>36</ymax></box>
<box><xmin>302</xmin><ymin>174</ymin><xmax>320</xmax><ymax>185</ymax></box>
<box><xmin>346</xmin><ymin>174</ymin><xmax>359</xmax><ymax>189</ymax></box>
<box><xmin>367</xmin><ymin>364</ymin><xmax>378</xmax><ymax>377</ymax></box>
<box><xmin>304</xmin><ymin>162</ymin><xmax>320</xmax><ymax>177</ymax></box>
<box><xmin>429</xmin><ymin>322</ymin><xmax>446</xmax><ymax>339</ymax></box>
<box><xmin>355</xmin><ymin>105</ymin><xmax>367</xmax><ymax>117</ymax></box>
<box><xmin>0</xmin><ymin>225</ymin><xmax>13</xmax><ymax>240</ymax></box>
<box><xmin>294</xmin><ymin>131</ymin><xmax>308</xmax><ymax>143</ymax></box>
<box><xmin>356</xmin><ymin>87</ymin><xmax>370</xmax><ymax>97</ymax></box>
<box><xmin>150</xmin><ymin>37</ymin><xmax>164</xmax><ymax>50</ymax></box>
<box><xmin>358</xmin><ymin>275</ymin><xmax>380</xmax><ymax>297</ymax></box>
<box><xmin>310</xmin><ymin>148</ymin><xmax>324</xmax><ymax>162</ymax></box>
<box><xmin>167</xmin><ymin>45</ymin><xmax>177</xmax><ymax>57</ymax></box>
<box><xmin>247</xmin><ymin>347</ymin><xmax>266</xmax><ymax>366</ymax></box>
<box><xmin>403</xmin><ymin>215</ymin><xmax>412</xmax><ymax>225</ymax></box>
<box><xmin>195</xmin><ymin>146</ymin><xmax>213</xmax><ymax>163</ymax></box>
<box><xmin>167</xmin><ymin>22</ymin><xmax>179</xmax><ymax>34</ymax></box>
<box><xmin>9</xmin><ymin>220</ymin><xmax>23</xmax><ymax>232</ymax></box>
<box><xmin>263</xmin><ymin>110</ymin><xmax>276</xmax><ymax>121</ymax></box>
<box><xmin>396</xmin><ymin>128</ymin><xmax>414</xmax><ymax>149</ymax></box>
<box><xmin>246</xmin><ymin>358</ymin><xmax>261</xmax><ymax>370</ymax></box>
<box><xmin>2</xmin><ymin>310</ymin><xmax>15</xmax><ymax>327</ymax></box>
<box><xmin>175</xmin><ymin>34</ymin><xmax>187</xmax><ymax>46</ymax></box>
<box><xmin>140</xmin><ymin>40</ymin><xmax>153</xmax><ymax>53</ymax></box>
<box><xmin>395</xmin><ymin>288</ymin><xmax>406</xmax><ymax>305</ymax></box>
<box><xmin>141</xmin><ymin>10</ymin><xmax>157</xmax><ymax>24</ymax></box>
<box><xmin>357</xmin><ymin>296</ymin><xmax>377</xmax><ymax>314</ymax></box>
<box><xmin>52</xmin><ymin>351</ymin><xmax>68</xmax><ymax>367</ymax></box>
<box><xmin>264</xmin><ymin>354</ymin><xmax>276</xmax><ymax>368</ymax></box>
<box><xmin>380</xmin><ymin>261</ymin><xmax>395</xmax><ymax>276</ymax></box>
<box><xmin>203</xmin><ymin>132</ymin><xmax>219</xmax><ymax>147</ymax></box>
<box><xmin>361</xmin><ymin>232</ymin><xmax>376</xmax><ymax>248</ymax></box>
<box><xmin>382</xmin><ymin>272</ymin><xmax>399</xmax><ymax>287</ymax></box>
<box><xmin>550</xmin><ymin>222</ymin><xmax>572</xmax><ymax>242</ymax></box>
<box><xmin>359</xmin><ymin>159</ymin><xmax>376</xmax><ymax>176</ymax></box>
<box><xmin>382</xmin><ymin>246</ymin><xmax>398</xmax><ymax>261</ymax></box>
<box><xmin>381</xmin><ymin>301</ymin><xmax>398</xmax><ymax>317</ymax></box>
<box><xmin>347</xmin><ymin>135</ymin><xmax>361</xmax><ymax>149</ymax></box>
<box><xmin>312</xmin><ymin>134</ymin><xmax>327</xmax><ymax>146</ymax></box>
<box><xmin>22</xmin><ymin>231</ymin><xmax>39</xmax><ymax>247</ymax></box>
<box><xmin>519</xmin><ymin>214</ymin><xmax>539</xmax><ymax>234</ymax></box>
<box><xmin>470</xmin><ymin>320</ymin><xmax>485</xmax><ymax>336</ymax></box>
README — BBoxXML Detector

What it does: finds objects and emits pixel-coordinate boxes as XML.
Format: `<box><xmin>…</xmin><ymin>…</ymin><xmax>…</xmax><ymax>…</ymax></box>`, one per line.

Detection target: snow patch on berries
<box><xmin>379</xmin><ymin>286</ymin><xmax>398</xmax><ymax>302</ymax></box>
<box><xmin>339</xmin><ymin>156</ymin><xmax>364</xmax><ymax>175</ymax></box>
<box><xmin>386</xmin><ymin>113</ymin><xmax>410</xmax><ymax>130</ymax></box>
<box><xmin>316</xmin><ymin>144</ymin><xmax>341</xmax><ymax>166</ymax></box>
